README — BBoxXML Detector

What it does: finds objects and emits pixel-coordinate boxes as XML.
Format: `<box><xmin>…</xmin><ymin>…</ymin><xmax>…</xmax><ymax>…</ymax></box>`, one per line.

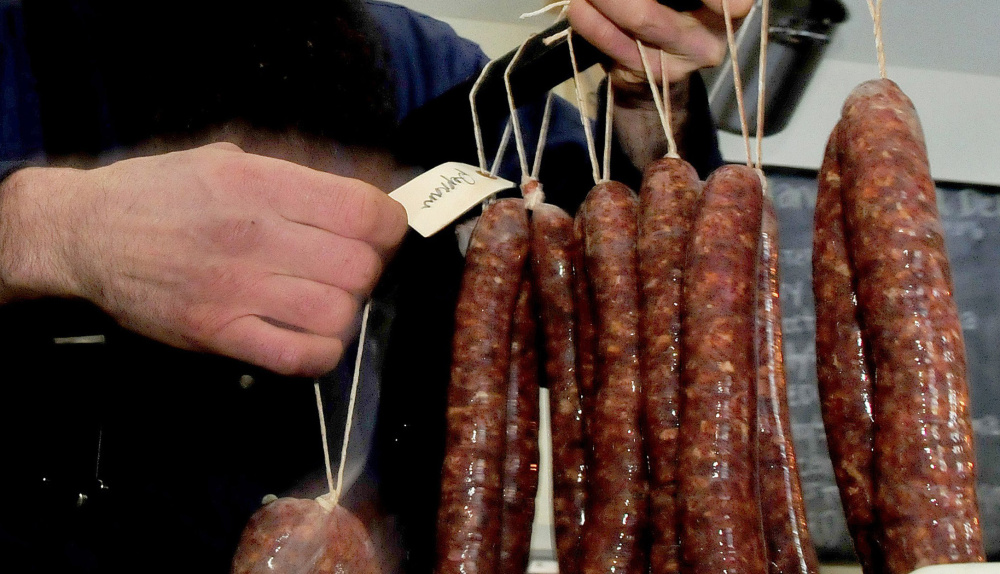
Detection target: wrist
<box><xmin>0</xmin><ymin>166</ymin><xmax>87</xmax><ymax>303</ymax></box>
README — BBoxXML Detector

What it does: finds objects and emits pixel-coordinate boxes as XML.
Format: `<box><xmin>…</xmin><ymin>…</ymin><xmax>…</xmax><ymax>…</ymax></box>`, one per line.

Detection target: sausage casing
<box><xmin>572</xmin><ymin>209</ymin><xmax>598</xmax><ymax>451</ymax></box>
<box><xmin>811</xmin><ymin>123</ymin><xmax>882</xmax><ymax>574</ymax></box>
<box><xmin>839</xmin><ymin>78</ymin><xmax>984</xmax><ymax>573</ymax></box>
<box><xmin>579</xmin><ymin>181</ymin><xmax>648</xmax><ymax>574</ymax></box>
<box><xmin>637</xmin><ymin>157</ymin><xmax>701</xmax><ymax>574</ymax></box>
<box><xmin>531</xmin><ymin>203</ymin><xmax>587</xmax><ymax>574</ymax></box>
<box><xmin>230</xmin><ymin>498</ymin><xmax>381</xmax><ymax>574</ymax></box>
<box><xmin>437</xmin><ymin>198</ymin><xmax>530</xmax><ymax>574</ymax></box>
<box><xmin>499</xmin><ymin>277</ymin><xmax>540</xmax><ymax>574</ymax></box>
<box><xmin>677</xmin><ymin>164</ymin><xmax>767</xmax><ymax>574</ymax></box>
<box><xmin>757</xmin><ymin>193</ymin><xmax>820</xmax><ymax>574</ymax></box>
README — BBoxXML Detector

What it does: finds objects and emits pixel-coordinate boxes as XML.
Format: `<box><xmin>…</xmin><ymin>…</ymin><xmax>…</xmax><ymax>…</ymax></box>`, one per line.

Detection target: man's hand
<box><xmin>567</xmin><ymin>0</ymin><xmax>754</xmax><ymax>169</ymax></box>
<box><xmin>0</xmin><ymin>142</ymin><xmax>408</xmax><ymax>376</ymax></box>
<box><xmin>568</xmin><ymin>0</ymin><xmax>755</xmax><ymax>84</ymax></box>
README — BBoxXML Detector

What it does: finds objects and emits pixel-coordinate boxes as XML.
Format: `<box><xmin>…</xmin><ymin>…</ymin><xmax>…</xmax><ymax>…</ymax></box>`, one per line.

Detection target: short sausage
<box><xmin>230</xmin><ymin>497</ymin><xmax>381</xmax><ymax>574</ymax></box>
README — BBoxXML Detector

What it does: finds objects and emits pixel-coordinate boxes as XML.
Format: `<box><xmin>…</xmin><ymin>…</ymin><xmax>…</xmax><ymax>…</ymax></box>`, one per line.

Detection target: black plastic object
<box><xmin>707</xmin><ymin>0</ymin><xmax>848</xmax><ymax>137</ymax></box>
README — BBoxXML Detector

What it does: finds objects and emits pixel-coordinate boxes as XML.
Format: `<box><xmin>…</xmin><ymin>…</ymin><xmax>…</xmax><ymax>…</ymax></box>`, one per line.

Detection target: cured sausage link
<box><xmin>436</xmin><ymin>198</ymin><xmax>530</xmax><ymax>574</ymax></box>
<box><xmin>230</xmin><ymin>498</ymin><xmax>382</xmax><ymax>574</ymax></box>
<box><xmin>500</xmin><ymin>277</ymin><xmax>541</xmax><ymax>574</ymax></box>
<box><xmin>531</xmin><ymin>203</ymin><xmax>587</xmax><ymax>574</ymax></box>
<box><xmin>637</xmin><ymin>157</ymin><xmax>700</xmax><ymax>574</ymax></box>
<box><xmin>757</xmin><ymin>194</ymin><xmax>820</xmax><ymax>574</ymax></box>
<box><xmin>579</xmin><ymin>181</ymin><xmax>648</xmax><ymax>574</ymax></box>
<box><xmin>811</xmin><ymin>124</ymin><xmax>882</xmax><ymax>574</ymax></box>
<box><xmin>839</xmin><ymin>78</ymin><xmax>984</xmax><ymax>574</ymax></box>
<box><xmin>677</xmin><ymin>164</ymin><xmax>767</xmax><ymax>574</ymax></box>
<box><xmin>572</xmin><ymin>209</ymin><xmax>598</xmax><ymax>450</ymax></box>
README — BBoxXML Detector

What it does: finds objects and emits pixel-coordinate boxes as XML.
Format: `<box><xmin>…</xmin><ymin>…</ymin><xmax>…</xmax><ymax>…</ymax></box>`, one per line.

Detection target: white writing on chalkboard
<box><xmin>783</xmin><ymin>339</ymin><xmax>816</xmax><ymax>388</ymax></box>
<box><xmin>780</xmin><ymin>248</ymin><xmax>812</xmax><ymax>268</ymax></box>
<box><xmin>938</xmin><ymin>188</ymin><xmax>1000</xmax><ymax>219</ymax></box>
<box><xmin>770</xmin><ymin>179</ymin><xmax>818</xmax><ymax>212</ymax></box>
<box><xmin>780</xmin><ymin>280</ymin><xmax>809</xmax><ymax>310</ymax></box>
<box><xmin>973</xmin><ymin>415</ymin><xmax>1000</xmax><ymax>437</ymax></box>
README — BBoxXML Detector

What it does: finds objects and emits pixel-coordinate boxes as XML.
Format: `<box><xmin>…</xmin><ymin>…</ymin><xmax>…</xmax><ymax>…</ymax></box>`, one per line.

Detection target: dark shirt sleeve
<box><xmin>0</xmin><ymin>3</ymin><xmax>44</xmax><ymax>166</ymax></box>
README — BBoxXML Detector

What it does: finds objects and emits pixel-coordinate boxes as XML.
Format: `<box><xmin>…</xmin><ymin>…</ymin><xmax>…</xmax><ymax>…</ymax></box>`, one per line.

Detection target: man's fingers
<box><xmin>243</xmin><ymin>157</ymin><xmax>408</xmax><ymax>253</ymax></box>
<box><xmin>701</xmin><ymin>0</ymin><xmax>755</xmax><ymax>20</ymax></box>
<box><xmin>212</xmin><ymin>315</ymin><xmax>347</xmax><ymax>377</ymax></box>
<box><xmin>569</xmin><ymin>0</ymin><xmax>728</xmax><ymax>78</ymax></box>
<box><xmin>251</xmin><ymin>274</ymin><xmax>360</xmax><ymax>339</ymax></box>
<box><xmin>263</xmin><ymin>221</ymin><xmax>384</xmax><ymax>296</ymax></box>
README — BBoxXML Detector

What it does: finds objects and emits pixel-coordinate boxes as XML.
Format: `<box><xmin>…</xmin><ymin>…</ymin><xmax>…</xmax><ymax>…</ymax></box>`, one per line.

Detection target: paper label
<box><xmin>389</xmin><ymin>162</ymin><xmax>514</xmax><ymax>238</ymax></box>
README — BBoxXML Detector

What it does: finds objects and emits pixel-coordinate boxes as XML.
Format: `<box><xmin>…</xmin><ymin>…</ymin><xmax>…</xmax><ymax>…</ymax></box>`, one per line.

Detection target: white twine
<box><xmin>865</xmin><ymin>0</ymin><xmax>887</xmax><ymax>79</ymax></box>
<box><xmin>601</xmin><ymin>79</ymin><xmax>614</xmax><ymax>183</ymax></box>
<box><xmin>722</xmin><ymin>0</ymin><xmax>753</xmax><ymax>167</ymax></box>
<box><xmin>504</xmin><ymin>36</ymin><xmax>536</xmax><ymax>181</ymax></box>
<box><xmin>470</xmin><ymin>58</ymin><xmax>501</xmax><ymax>173</ymax></box>
<box><xmin>754</xmin><ymin>0</ymin><xmax>771</xmax><ymax>171</ymax></box>
<box><xmin>566</xmin><ymin>30</ymin><xmax>601</xmax><ymax>186</ymax></box>
<box><xmin>636</xmin><ymin>40</ymin><xmax>678</xmax><ymax>159</ymax></box>
<box><xmin>313</xmin><ymin>300</ymin><xmax>373</xmax><ymax>508</ymax></box>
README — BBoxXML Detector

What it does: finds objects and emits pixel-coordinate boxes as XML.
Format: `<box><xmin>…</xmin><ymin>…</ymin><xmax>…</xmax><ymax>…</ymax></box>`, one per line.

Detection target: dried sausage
<box><xmin>757</xmin><ymin>192</ymin><xmax>819</xmax><ymax>574</ymax></box>
<box><xmin>811</xmin><ymin>123</ymin><xmax>882</xmax><ymax>574</ymax></box>
<box><xmin>676</xmin><ymin>164</ymin><xmax>766</xmax><ymax>574</ymax></box>
<box><xmin>230</xmin><ymin>497</ymin><xmax>381</xmax><ymax>574</ymax></box>
<box><xmin>572</xmin><ymin>209</ymin><xmax>598</xmax><ymax>448</ymax></box>
<box><xmin>838</xmin><ymin>78</ymin><xmax>984</xmax><ymax>573</ymax></box>
<box><xmin>579</xmin><ymin>181</ymin><xmax>648</xmax><ymax>574</ymax></box>
<box><xmin>436</xmin><ymin>198</ymin><xmax>530</xmax><ymax>574</ymax></box>
<box><xmin>637</xmin><ymin>157</ymin><xmax>700</xmax><ymax>574</ymax></box>
<box><xmin>531</xmin><ymin>203</ymin><xmax>587</xmax><ymax>574</ymax></box>
<box><xmin>499</xmin><ymin>277</ymin><xmax>541</xmax><ymax>574</ymax></box>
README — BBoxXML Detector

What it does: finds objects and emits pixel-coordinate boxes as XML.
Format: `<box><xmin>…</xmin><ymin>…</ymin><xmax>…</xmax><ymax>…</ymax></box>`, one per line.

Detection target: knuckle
<box><xmin>341</xmin><ymin>185</ymin><xmax>382</xmax><ymax>240</ymax></box>
<box><xmin>703</xmin><ymin>42</ymin><xmax>728</xmax><ymax>68</ymax></box>
<box><xmin>345</xmin><ymin>245</ymin><xmax>383</xmax><ymax>293</ymax></box>
<box><xmin>268</xmin><ymin>344</ymin><xmax>307</xmax><ymax>376</ymax></box>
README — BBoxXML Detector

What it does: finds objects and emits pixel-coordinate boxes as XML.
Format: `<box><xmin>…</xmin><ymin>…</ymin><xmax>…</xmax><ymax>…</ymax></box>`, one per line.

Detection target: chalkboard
<box><xmin>768</xmin><ymin>169</ymin><xmax>1000</xmax><ymax>561</ymax></box>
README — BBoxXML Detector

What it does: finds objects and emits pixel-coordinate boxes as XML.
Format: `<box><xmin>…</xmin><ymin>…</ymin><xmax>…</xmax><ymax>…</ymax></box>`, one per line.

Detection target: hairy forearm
<box><xmin>0</xmin><ymin>166</ymin><xmax>84</xmax><ymax>304</ymax></box>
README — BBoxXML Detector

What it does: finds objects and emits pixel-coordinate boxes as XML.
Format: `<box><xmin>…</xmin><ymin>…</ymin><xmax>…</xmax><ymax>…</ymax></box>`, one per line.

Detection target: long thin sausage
<box><xmin>531</xmin><ymin>203</ymin><xmax>587</xmax><ymax>574</ymax></box>
<box><xmin>839</xmin><ymin>78</ymin><xmax>983</xmax><ymax>574</ymax></box>
<box><xmin>436</xmin><ymin>198</ymin><xmax>530</xmax><ymax>574</ymax></box>
<box><xmin>637</xmin><ymin>157</ymin><xmax>701</xmax><ymax>574</ymax></box>
<box><xmin>677</xmin><ymin>164</ymin><xmax>766</xmax><ymax>574</ymax></box>
<box><xmin>572</xmin><ymin>209</ymin><xmax>598</xmax><ymax>449</ymax></box>
<box><xmin>499</xmin><ymin>277</ymin><xmax>540</xmax><ymax>574</ymax></box>
<box><xmin>579</xmin><ymin>181</ymin><xmax>648</xmax><ymax>574</ymax></box>
<box><xmin>757</xmin><ymin>192</ymin><xmax>820</xmax><ymax>574</ymax></box>
<box><xmin>811</xmin><ymin>123</ymin><xmax>882</xmax><ymax>574</ymax></box>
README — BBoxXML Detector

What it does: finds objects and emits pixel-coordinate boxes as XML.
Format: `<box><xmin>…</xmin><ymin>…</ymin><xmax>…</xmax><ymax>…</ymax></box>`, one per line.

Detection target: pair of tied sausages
<box><xmin>436</xmin><ymin>198</ymin><xmax>534</xmax><ymax>574</ymax></box>
<box><xmin>643</xmin><ymin>158</ymin><xmax>817</xmax><ymax>574</ymax></box>
<box><xmin>438</xmin><ymin>193</ymin><xmax>590</xmax><ymax>574</ymax></box>
<box><xmin>813</xmin><ymin>78</ymin><xmax>984</xmax><ymax>574</ymax></box>
<box><xmin>676</xmin><ymin>164</ymin><xmax>769</xmax><ymax>574</ymax></box>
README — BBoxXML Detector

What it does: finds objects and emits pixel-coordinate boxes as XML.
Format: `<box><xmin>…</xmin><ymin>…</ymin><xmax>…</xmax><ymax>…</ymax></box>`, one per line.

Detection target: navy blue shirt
<box><xmin>0</xmin><ymin>2</ymin><xmax>720</xmax><ymax>572</ymax></box>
